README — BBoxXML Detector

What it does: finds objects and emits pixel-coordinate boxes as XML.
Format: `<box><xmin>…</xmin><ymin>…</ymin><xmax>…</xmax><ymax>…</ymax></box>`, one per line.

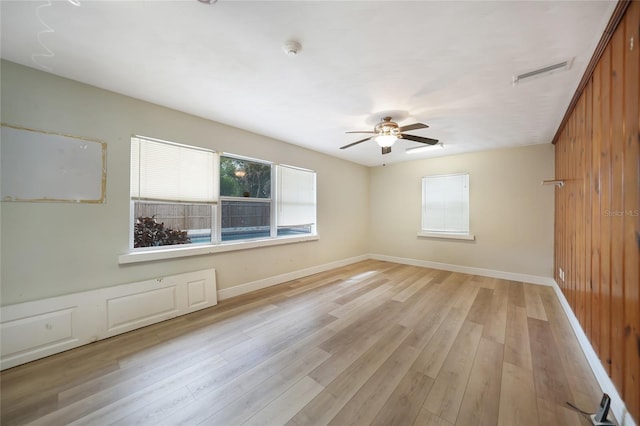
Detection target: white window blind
<box><xmin>422</xmin><ymin>173</ymin><xmax>469</xmax><ymax>233</ymax></box>
<box><xmin>131</xmin><ymin>137</ymin><xmax>218</xmax><ymax>203</ymax></box>
<box><xmin>277</xmin><ymin>165</ymin><xmax>316</xmax><ymax>227</ymax></box>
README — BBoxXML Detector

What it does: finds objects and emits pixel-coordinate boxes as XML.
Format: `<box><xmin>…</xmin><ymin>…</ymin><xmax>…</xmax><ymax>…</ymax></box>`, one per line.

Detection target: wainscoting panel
<box><xmin>1</xmin><ymin>307</ymin><xmax>78</xmax><ymax>364</ymax></box>
<box><xmin>106</xmin><ymin>286</ymin><xmax>179</xmax><ymax>335</ymax></box>
<box><xmin>2</xmin><ymin>307</ymin><xmax>76</xmax><ymax>355</ymax></box>
<box><xmin>0</xmin><ymin>268</ymin><xmax>216</xmax><ymax>370</ymax></box>
<box><xmin>187</xmin><ymin>279</ymin><xmax>207</xmax><ymax>309</ymax></box>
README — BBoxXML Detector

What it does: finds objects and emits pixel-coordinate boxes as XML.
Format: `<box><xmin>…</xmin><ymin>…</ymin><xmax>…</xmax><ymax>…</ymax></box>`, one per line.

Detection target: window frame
<box><xmin>123</xmin><ymin>138</ymin><xmax>318</xmax><ymax>263</ymax></box>
<box><xmin>219</xmin><ymin>153</ymin><xmax>275</xmax><ymax>243</ymax></box>
<box><xmin>129</xmin><ymin>136</ymin><xmax>218</xmax><ymax>251</ymax></box>
<box><xmin>418</xmin><ymin>172</ymin><xmax>475</xmax><ymax>241</ymax></box>
<box><xmin>276</xmin><ymin>164</ymin><xmax>317</xmax><ymax>237</ymax></box>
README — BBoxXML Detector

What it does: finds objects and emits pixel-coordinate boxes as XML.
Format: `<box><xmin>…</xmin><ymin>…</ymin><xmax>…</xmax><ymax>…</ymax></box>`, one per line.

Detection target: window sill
<box><xmin>119</xmin><ymin>234</ymin><xmax>319</xmax><ymax>264</ymax></box>
<box><xmin>417</xmin><ymin>231</ymin><xmax>475</xmax><ymax>241</ymax></box>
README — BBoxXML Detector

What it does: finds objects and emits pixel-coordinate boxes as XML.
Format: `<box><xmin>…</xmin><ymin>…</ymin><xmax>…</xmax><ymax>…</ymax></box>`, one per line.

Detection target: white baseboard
<box><xmin>368</xmin><ymin>253</ymin><xmax>555</xmax><ymax>286</ymax></box>
<box><xmin>550</xmin><ymin>280</ymin><xmax>636</xmax><ymax>426</ymax></box>
<box><xmin>216</xmin><ymin>255</ymin><xmax>369</xmax><ymax>300</ymax></box>
<box><xmin>217</xmin><ymin>254</ymin><xmax>553</xmax><ymax>302</ymax></box>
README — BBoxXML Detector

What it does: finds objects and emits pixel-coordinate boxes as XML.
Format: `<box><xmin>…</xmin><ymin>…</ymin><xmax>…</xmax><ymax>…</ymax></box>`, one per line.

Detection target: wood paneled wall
<box><xmin>554</xmin><ymin>2</ymin><xmax>639</xmax><ymax>422</ymax></box>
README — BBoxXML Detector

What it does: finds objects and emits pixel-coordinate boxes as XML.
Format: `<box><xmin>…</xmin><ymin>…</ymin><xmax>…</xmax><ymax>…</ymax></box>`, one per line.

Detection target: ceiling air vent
<box><xmin>513</xmin><ymin>59</ymin><xmax>573</xmax><ymax>85</ymax></box>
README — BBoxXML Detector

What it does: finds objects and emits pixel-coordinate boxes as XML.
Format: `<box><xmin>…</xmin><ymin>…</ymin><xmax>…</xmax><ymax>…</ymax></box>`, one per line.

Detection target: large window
<box><xmin>420</xmin><ymin>173</ymin><xmax>472</xmax><ymax>239</ymax></box>
<box><xmin>129</xmin><ymin>136</ymin><xmax>316</xmax><ymax>252</ymax></box>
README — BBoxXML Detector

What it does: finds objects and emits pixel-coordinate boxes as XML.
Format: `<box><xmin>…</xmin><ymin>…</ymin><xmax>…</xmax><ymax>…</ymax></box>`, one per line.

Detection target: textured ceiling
<box><xmin>0</xmin><ymin>0</ymin><xmax>615</xmax><ymax>166</ymax></box>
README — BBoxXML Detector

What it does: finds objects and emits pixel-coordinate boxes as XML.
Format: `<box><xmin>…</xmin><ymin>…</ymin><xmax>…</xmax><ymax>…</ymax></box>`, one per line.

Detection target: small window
<box><xmin>421</xmin><ymin>173</ymin><xmax>471</xmax><ymax>238</ymax></box>
<box><xmin>130</xmin><ymin>137</ymin><xmax>217</xmax><ymax>249</ymax></box>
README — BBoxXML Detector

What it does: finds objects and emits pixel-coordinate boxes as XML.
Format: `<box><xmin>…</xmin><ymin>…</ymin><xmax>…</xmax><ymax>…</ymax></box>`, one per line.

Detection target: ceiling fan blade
<box><xmin>345</xmin><ymin>131</ymin><xmax>376</xmax><ymax>134</ymax></box>
<box><xmin>340</xmin><ymin>136</ymin><xmax>373</xmax><ymax>150</ymax></box>
<box><xmin>401</xmin><ymin>134</ymin><xmax>439</xmax><ymax>145</ymax></box>
<box><xmin>382</xmin><ymin>146</ymin><xmax>392</xmax><ymax>155</ymax></box>
<box><xmin>398</xmin><ymin>123</ymin><xmax>428</xmax><ymax>132</ymax></box>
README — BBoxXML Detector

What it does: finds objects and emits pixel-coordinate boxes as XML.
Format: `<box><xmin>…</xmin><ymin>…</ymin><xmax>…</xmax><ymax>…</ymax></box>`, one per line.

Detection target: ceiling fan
<box><xmin>341</xmin><ymin>116</ymin><xmax>439</xmax><ymax>155</ymax></box>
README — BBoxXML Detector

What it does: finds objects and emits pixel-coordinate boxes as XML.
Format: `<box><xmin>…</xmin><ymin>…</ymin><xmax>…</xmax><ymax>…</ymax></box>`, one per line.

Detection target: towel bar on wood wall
<box><xmin>541</xmin><ymin>180</ymin><xmax>565</xmax><ymax>187</ymax></box>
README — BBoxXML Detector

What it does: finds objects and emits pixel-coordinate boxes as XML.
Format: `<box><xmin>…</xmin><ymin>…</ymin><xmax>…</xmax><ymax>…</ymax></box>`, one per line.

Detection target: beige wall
<box><xmin>368</xmin><ymin>144</ymin><xmax>555</xmax><ymax>277</ymax></box>
<box><xmin>0</xmin><ymin>60</ymin><xmax>555</xmax><ymax>307</ymax></box>
<box><xmin>0</xmin><ymin>60</ymin><xmax>370</xmax><ymax>305</ymax></box>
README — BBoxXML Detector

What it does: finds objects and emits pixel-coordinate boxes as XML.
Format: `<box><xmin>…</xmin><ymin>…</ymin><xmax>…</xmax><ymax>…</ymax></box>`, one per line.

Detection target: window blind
<box><xmin>277</xmin><ymin>165</ymin><xmax>316</xmax><ymax>227</ymax></box>
<box><xmin>131</xmin><ymin>137</ymin><xmax>218</xmax><ymax>203</ymax></box>
<box><xmin>422</xmin><ymin>173</ymin><xmax>469</xmax><ymax>233</ymax></box>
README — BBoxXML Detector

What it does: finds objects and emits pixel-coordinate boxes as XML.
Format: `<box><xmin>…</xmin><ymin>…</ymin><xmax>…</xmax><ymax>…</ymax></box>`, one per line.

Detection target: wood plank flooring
<box><xmin>0</xmin><ymin>261</ymin><xmax>604</xmax><ymax>426</ymax></box>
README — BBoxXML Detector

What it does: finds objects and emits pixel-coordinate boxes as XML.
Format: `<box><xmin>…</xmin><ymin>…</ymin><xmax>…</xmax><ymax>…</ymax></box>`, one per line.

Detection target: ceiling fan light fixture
<box><xmin>341</xmin><ymin>116</ymin><xmax>430</xmax><ymax>154</ymax></box>
<box><xmin>375</xmin><ymin>134</ymin><xmax>397</xmax><ymax>147</ymax></box>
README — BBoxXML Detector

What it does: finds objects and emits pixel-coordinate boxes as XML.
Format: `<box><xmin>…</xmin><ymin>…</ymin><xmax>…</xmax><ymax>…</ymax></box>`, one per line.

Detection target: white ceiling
<box><xmin>1</xmin><ymin>0</ymin><xmax>615</xmax><ymax>166</ymax></box>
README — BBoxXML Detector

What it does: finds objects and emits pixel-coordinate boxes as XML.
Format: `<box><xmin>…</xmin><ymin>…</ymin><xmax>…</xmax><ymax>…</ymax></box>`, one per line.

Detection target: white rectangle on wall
<box><xmin>0</xmin><ymin>268</ymin><xmax>216</xmax><ymax>370</ymax></box>
<box><xmin>0</xmin><ymin>124</ymin><xmax>106</xmax><ymax>203</ymax></box>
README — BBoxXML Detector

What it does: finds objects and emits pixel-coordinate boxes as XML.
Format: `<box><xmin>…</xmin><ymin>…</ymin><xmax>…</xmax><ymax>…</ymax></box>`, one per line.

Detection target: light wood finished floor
<box><xmin>1</xmin><ymin>260</ymin><xmax>604</xmax><ymax>426</ymax></box>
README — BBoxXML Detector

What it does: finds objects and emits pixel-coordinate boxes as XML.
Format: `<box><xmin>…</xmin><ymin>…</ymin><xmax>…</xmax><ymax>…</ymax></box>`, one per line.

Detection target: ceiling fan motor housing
<box><xmin>375</xmin><ymin>117</ymin><xmax>400</xmax><ymax>136</ymax></box>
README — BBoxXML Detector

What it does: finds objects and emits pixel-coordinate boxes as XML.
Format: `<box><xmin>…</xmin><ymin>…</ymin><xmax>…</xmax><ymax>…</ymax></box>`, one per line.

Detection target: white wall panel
<box><xmin>187</xmin><ymin>279</ymin><xmax>207</xmax><ymax>309</ymax></box>
<box><xmin>1</xmin><ymin>308</ymin><xmax>76</xmax><ymax>357</ymax></box>
<box><xmin>106</xmin><ymin>286</ymin><xmax>178</xmax><ymax>334</ymax></box>
<box><xmin>0</xmin><ymin>268</ymin><xmax>215</xmax><ymax>370</ymax></box>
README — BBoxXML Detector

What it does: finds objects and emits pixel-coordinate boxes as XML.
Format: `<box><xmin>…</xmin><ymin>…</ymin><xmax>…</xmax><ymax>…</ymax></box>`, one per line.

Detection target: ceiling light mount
<box><xmin>282</xmin><ymin>40</ymin><xmax>302</xmax><ymax>56</ymax></box>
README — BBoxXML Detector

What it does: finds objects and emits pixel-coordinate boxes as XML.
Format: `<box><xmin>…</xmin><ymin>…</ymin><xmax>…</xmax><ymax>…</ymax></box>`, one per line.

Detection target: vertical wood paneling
<box><xmin>584</xmin><ymin>78</ymin><xmax>593</xmax><ymax>339</ymax></box>
<box><xmin>622</xmin><ymin>0</ymin><xmax>640</xmax><ymax>419</ymax></box>
<box><xmin>591</xmin><ymin>64</ymin><xmax>602</xmax><ymax>357</ymax></box>
<box><xmin>610</xmin><ymin>19</ymin><xmax>626</xmax><ymax>392</ymax></box>
<box><xmin>577</xmin><ymin>93</ymin><xmax>586</xmax><ymax>330</ymax></box>
<box><xmin>568</xmin><ymin>106</ymin><xmax>575</xmax><ymax>309</ymax></box>
<box><xmin>599</xmin><ymin>44</ymin><xmax>613</xmax><ymax>376</ymax></box>
<box><xmin>554</xmin><ymin>3</ymin><xmax>639</xmax><ymax>422</ymax></box>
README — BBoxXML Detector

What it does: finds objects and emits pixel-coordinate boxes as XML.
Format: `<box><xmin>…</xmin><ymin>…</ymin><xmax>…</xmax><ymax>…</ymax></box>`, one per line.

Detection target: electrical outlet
<box><xmin>559</xmin><ymin>267</ymin><xmax>565</xmax><ymax>282</ymax></box>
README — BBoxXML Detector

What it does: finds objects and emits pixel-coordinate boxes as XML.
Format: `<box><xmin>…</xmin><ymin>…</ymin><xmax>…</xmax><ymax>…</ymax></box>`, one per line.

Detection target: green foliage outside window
<box><xmin>220</xmin><ymin>156</ymin><xmax>271</xmax><ymax>198</ymax></box>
